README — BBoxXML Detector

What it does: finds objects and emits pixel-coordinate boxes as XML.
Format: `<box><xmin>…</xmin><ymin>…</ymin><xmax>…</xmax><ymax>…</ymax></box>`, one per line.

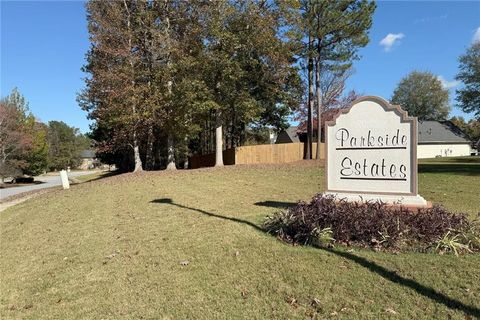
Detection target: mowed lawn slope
<box><xmin>1</xmin><ymin>160</ymin><xmax>479</xmax><ymax>319</ymax></box>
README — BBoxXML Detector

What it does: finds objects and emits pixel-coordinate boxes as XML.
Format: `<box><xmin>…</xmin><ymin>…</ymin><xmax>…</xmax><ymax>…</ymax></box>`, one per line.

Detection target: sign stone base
<box><xmin>323</xmin><ymin>192</ymin><xmax>429</xmax><ymax>207</ymax></box>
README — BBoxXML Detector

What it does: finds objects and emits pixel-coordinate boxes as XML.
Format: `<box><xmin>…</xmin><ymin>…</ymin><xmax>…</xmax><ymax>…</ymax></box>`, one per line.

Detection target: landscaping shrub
<box><xmin>263</xmin><ymin>194</ymin><xmax>479</xmax><ymax>254</ymax></box>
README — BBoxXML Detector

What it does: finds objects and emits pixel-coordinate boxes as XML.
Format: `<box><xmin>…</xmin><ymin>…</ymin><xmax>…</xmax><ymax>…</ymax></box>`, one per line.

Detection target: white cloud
<box><xmin>473</xmin><ymin>27</ymin><xmax>480</xmax><ymax>43</ymax></box>
<box><xmin>437</xmin><ymin>76</ymin><xmax>460</xmax><ymax>89</ymax></box>
<box><xmin>414</xmin><ymin>14</ymin><xmax>448</xmax><ymax>24</ymax></box>
<box><xmin>379</xmin><ymin>33</ymin><xmax>405</xmax><ymax>52</ymax></box>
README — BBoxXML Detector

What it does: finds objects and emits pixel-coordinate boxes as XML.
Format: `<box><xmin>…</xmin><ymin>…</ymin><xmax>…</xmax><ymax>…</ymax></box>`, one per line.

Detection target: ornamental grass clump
<box><xmin>263</xmin><ymin>194</ymin><xmax>479</xmax><ymax>254</ymax></box>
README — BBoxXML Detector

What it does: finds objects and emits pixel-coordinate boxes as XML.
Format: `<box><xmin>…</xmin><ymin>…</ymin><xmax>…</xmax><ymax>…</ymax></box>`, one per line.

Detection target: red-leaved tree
<box><xmin>0</xmin><ymin>99</ymin><xmax>33</xmax><ymax>182</ymax></box>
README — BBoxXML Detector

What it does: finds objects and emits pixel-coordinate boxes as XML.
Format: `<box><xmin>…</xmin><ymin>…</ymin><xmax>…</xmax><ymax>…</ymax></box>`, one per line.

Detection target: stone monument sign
<box><xmin>324</xmin><ymin>96</ymin><xmax>428</xmax><ymax>206</ymax></box>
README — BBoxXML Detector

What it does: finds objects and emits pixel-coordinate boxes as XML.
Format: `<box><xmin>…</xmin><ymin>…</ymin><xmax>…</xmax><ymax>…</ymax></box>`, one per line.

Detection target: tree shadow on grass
<box><xmin>82</xmin><ymin>170</ymin><xmax>122</xmax><ymax>183</ymax></box>
<box><xmin>150</xmin><ymin>198</ymin><xmax>265</xmax><ymax>233</ymax></box>
<box><xmin>421</xmin><ymin>157</ymin><xmax>480</xmax><ymax>164</ymax></box>
<box><xmin>418</xmin><ymin>163</ymin><xmax>480</xmax><ymax>176</ymax></box>
<box><xmin>150</xmin><ymin>198</ymin><xmax>480</xmax><ymax>318</ymax></box>
<box><xmin>254</xmin><ymin>200</ymin><xmax>296</xmax><ymax>209</ymax></box>
<box><xmin>319</xmin><ymin>247</ymin><xmax>480</xmax><ymax>317</ymax></box>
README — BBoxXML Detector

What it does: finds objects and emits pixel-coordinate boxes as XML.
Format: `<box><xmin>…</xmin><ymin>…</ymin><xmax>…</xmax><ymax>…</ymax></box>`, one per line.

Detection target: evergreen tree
<box><xmin>23</xmin><ymin>121</ymin><xmax>49</xmax><ymax>176</ymax></box>
<box><xmin>281</xmin><ymin>0</ymin><xmax>375</xmax><ymax>159</ymax></box>
<box><xmin>47</xmin><ymin>121</ymin><xmax>84</xmax><ymax>170</ymax></box>
<box><xmin>450</xmin><ymin>116</ymin><xmax>480</xmax><ymax>147</ymax></box>
<box><xmin>202</xmin><ymin>1</ymin><xmax>301</xmax><ymax>165</ymax></box>
<box><xmin>455</xmin><ymin>42</ymin><xmax>480</xmax><ymax>119</ymax></box>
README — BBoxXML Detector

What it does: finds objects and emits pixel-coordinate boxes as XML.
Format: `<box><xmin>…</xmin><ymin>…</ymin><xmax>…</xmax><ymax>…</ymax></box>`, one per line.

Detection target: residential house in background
<box><xmin>417</xmin><ymin>121</ymin><xmax>472</xmax><ymax>158</ymax></box>
<box><xmin>276</xmin><ymin>112</ymin><xmax>473</xmax><ymax>159</ymax></box>
<box><xmin>275</xmin><ymin>108</ymin><xmax>343</xmax><ymax>144</ymax></box>
<box><xmin>275</xmin><ymin>126</ymin><xmax>300</xmax><ymax>144</ymax></box>
<box><xmin>78</xmin><ymin>150</ymin><xmax>97</xmax><ymax>170</ymax></box>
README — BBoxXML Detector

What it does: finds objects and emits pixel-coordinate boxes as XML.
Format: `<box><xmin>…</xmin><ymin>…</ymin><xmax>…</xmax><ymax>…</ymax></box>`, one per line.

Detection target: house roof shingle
<box><xmin>290</xmin><ymin>117</ymin><xmax>472</xmax><ymax>145</ymax></box>
<box><xmin>80</xmin><ymin>150</ymin><xmax>96</xmax><ymax>158</ymax></box>
<box><xmin>418</xmin><ymin>121</ymin><xmax>471</xmax><ymax>144</ymax></box>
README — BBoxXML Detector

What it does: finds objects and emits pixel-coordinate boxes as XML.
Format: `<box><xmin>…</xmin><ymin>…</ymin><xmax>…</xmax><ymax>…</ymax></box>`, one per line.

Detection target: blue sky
<box><xmin>347</xmin><ymin>0</ymin><xmax>480</xmax><ymax>119</ymax></box>
<box><xmin>1</xmin><ymin>1</ymin><xmax>479</xmax><ymax>133</ymax></box>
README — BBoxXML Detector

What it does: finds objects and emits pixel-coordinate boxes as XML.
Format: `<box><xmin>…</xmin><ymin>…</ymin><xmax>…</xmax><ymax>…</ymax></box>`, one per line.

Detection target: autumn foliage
<box><xmin>264</xmin><ymin>194</ymin><xmax>479</xmax><ymax>254</ymax></box>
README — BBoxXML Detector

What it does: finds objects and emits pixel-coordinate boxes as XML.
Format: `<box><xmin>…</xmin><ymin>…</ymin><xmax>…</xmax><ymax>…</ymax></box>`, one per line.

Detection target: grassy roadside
<box><xmin>0</xmin><ymin>160</ymin><xmax>479</xmax><ymax>319</ymax></box>
<box><xmin>418</xmin><ymin>156</ymin><xmax>480</xmax><ymax>216</ymax></box>
<box><xmin>0</xmin><ymin>171</ymin><xmax>112</xmax><ymax>205</ymax></box>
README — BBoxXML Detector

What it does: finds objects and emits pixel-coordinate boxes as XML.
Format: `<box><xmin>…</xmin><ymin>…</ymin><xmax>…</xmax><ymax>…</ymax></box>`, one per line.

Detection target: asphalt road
<box><xmin>0</xmin><ymin>171</ymin><xmax>95</xmax><ymax>201</ymax></box>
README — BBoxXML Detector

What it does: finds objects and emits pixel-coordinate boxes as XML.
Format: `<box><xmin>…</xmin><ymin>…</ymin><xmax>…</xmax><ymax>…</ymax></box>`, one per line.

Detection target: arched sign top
<box><xmin>326</xmin><ymin>96</ymin><xmax>415</xmax><ymax>127</ymax></box>
<box><xmin>324</xmin><ymin>95</ymin><xmax>428</xmax><ymax>206</ymax></box>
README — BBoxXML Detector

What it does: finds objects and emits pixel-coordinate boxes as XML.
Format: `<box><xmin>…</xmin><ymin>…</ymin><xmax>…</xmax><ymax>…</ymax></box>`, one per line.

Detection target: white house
<box><xmin>417</xmin><ymin>121</ymin><xmax>472</xmax><ymax>158</ymax></box>
<box><xmin>275</xmin><ymin>120</ymin><xmax>473</xmax><ymax>159</ymax></box>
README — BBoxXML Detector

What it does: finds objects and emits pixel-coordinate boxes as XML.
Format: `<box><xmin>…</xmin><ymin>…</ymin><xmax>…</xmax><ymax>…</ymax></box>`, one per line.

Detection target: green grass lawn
<box><xmin>419</xmin><ymin>156</ymin><xmax>480</xmax><ymax>215</ymax></box>
<box><xmin>1</xmin><ymin>159</ymin><xmax>479</xmax><ymax>319</ymax></box>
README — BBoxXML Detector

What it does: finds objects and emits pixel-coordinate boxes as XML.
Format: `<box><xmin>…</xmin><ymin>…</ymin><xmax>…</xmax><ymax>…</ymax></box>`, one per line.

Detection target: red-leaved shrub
<box><xmin>263</xmin><ymin>194</ymin><xmax>479</xmax><ymax>253</ymax></box>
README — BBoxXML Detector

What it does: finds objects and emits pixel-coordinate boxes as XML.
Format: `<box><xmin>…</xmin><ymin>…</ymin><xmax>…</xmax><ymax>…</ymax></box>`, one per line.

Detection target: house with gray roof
<box><xmin>275</xmin><ymin>120</ymin><xmax>474</xmax><ymax>159</ymax></box>
<box><xmin>275</xmin><ymin>126</ymin><xmax>300</xmax><ymax>144</ymax></box>
<box><xmin>79</xmin><ymin>149</ymin><xmax>97</xmax><ymax>170</ymax></box>
<box><xmin>417</xmin><ymin>121</ymin><xmax>473</xmax><ymax>158</ymax></box>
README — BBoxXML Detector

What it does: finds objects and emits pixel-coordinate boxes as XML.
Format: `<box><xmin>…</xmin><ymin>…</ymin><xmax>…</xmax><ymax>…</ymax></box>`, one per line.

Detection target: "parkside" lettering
<box><xmin>335</xmin><ymin>128</ymin><xmax>408</xmax><ymax>149</ymax></box>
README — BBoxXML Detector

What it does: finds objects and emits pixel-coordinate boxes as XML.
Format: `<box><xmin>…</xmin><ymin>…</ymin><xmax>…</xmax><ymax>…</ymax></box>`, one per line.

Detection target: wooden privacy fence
<box><xmin>189</xmin><ymin>143</ymin><xmax>324</xmax><ymax>169</ymax></box>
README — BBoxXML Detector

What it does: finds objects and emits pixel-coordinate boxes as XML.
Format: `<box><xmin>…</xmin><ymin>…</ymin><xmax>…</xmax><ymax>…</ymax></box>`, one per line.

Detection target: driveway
<box><xmin>0</xmin><ymin>171</ymin><xmax>96</xmax><ymax>201</ymax></box>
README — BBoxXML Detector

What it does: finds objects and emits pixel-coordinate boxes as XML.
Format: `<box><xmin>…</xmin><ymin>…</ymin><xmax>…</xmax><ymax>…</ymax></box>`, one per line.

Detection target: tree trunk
<box><xmin>230</xmin><ymin>107</ymin><xmax>236</xmax><ymax>148</ymax></box>
<box><xmin>215</xmin><ymin>111</ymin><xmax>224</xmax><ymax>167</ymax></box>
<box><xmin>145</xmin><ymin>125</ymin><xmax>154</xmax><ymax>170</ymax></box>
<box><xmin>211</xmin><ymin>115</ymin><xmax>215</xmax><ymax>154</ymax></box>
<box><xmin>163</xmin><ymin>1</ymin><xmax>176</xmax><ymax>171</ymax></box>
<box><xmin>124</xmin><ymin>0</ymin><xmax>143</xmax><ymax>173</ymax></box>
<box><xmin>315</xmin><ymin>56</ymin><xmax>322</xmax><ymax>160</ymax></box>
<box><xmin>305</xmin><ymin>34</ymin><xmax>314</xmax><ymax>160</ymax></box>
<box><xmin>0</xmin><ymin>157</ymin><xmax>4</xmax><ymax>184</ymax></box>
<box><xmin>184</xmin><ymin>136</ymin><xmax>189</xmax><ymax>169</ymax></box>
<box><xmin>166</xmin><ymin>134</ymin><xmax>176</xmax><ymax>170</ymax></box>
<box><xmin>133</xmin><ymin>131</ymin><xmax>143</xmax><ymax>173</ymax></box>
